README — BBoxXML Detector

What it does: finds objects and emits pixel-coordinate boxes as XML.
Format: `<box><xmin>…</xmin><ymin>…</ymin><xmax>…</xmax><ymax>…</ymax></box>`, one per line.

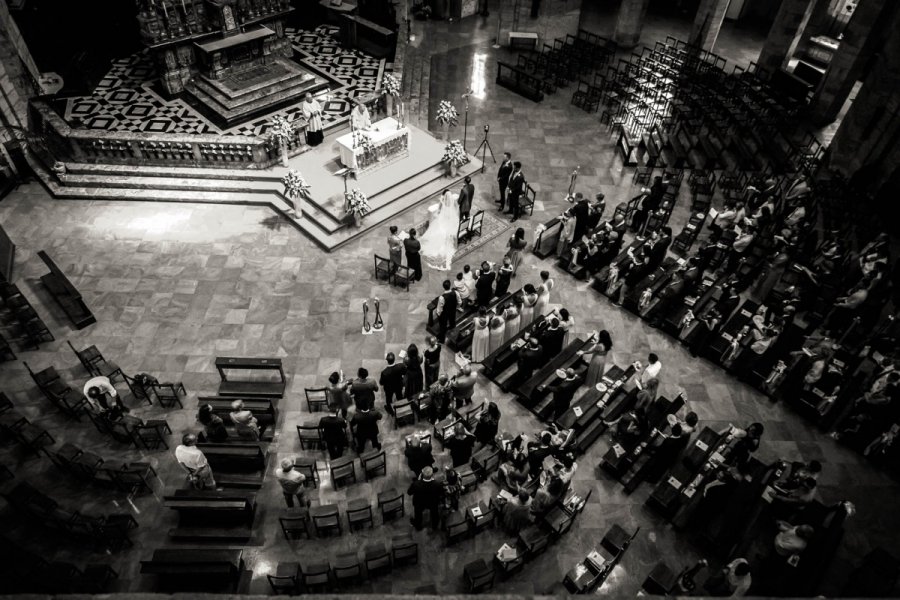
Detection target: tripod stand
<box><xmin>474</xmin><ymin>125</ymin><xmax>496</xmax><ymax>174</ymax></box>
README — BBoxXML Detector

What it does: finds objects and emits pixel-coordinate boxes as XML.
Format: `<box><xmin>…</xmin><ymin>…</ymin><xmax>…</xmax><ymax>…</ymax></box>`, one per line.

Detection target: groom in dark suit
<box><xmin>404</xmin><ymin>228</ymin><xmax>422</xmax><ymax>281</ymax></box>
<box><xmin>497</xmin><ymin>152</ymin><xmax>513</xmax><ymax>210</ymax></box>
<box><xmin>458</xmin><ymin>177</ymin><xmax>474</xmax><ymax>220</ymax></box>
<box><xmin>475</xmin><ymin>261</ymin><xmax>495</xmax><ymax>308</ymax></box>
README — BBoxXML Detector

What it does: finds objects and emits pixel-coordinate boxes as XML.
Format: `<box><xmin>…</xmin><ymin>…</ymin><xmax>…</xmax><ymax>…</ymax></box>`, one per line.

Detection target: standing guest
<box><xmin>617</xmin><ymin>247</ymin><xmax>651</xmax><ymax>306</ymax></box>
<box><xmin>453</xmin><ymin>272</ymin><xmax>470</xmax><ymax>305</ymax></box>
<box><xmin>387</xmin><ymin>225</ymin><xmax>404</xmax><ymax>271</ymax></box>
<box><xmin>275</xmin><ymin>458</ymin><xmax>310</xmax><ymax>508</ymax></box>
<box><xmin>379</xmin><ymin>352</ymin><xmax>406</xmax><ymax>415</ymax></box>
<box><xmin>405</xmin><ymin>435</ymin><xmax>435</xmax><ymax>476</ymax></box>
<box><xmin>474</xmin><ymin>402</ymin><xmax>501</xmax><ymax>446</ymax></box>
<box><xmin>535</xmin><ymin>270</ymin><xmax>554</xmax><ymax>316</ymax></box>
<box><xmin>505</xmin><ymin>227</ymin><xmax>528</xmax><ymax>275</ymax></box>
<box><xmin>175</xmin><ymin>433</ymin><xmax>216</xmax><ymax>490</ymax></box>
<box><xmin>404</xmin><ymin>228</ymin><xmax>422</xmax><ymax>281</ymax></box>
<box><xmin>319</xmin><ymin>407</ymin><xmax>349</xmax><ymax>459</ymax></box>
<box><xmin>197</xmin><ymin>404</ymin><xmax>229</xmax><ymax>443</ymax></box>
<box><xmin>571</xmin><ymin>193</ymin><xmax>590</xmax><ymax>242</ymax></box>
<box><xmin>507</xmin><ymin>161</ymin><xmax>526</xmax><ymax>222</ymax></box>
<box><xmin>556</xmin><ymin>308</ymin><xmax>574</xmax><ymax>347</ymax></box>
<box><xmin>351</xmin><ymin>403</ymin><xmax>382</xmax><ymax>452</ymax></box>
<box><xmin>631</xmin><ymin>175</ymin><xmax>665</xmax><ymax>232</ymax></box>
<box><xmin>451</xmin><ymin>364</ymin><xmax>477</xmax><ymax>407</ymax></box>
<box><xmin>488</xmin><ymin>313</ymin><xmax>506</xmax><ymax>355</ymax></box>
<box><xmin>497</xmin><ymin>151</ymin><xmax>513</xmax><ymax>209</ymax></box>
<box><xmin>326</xmin><ymin>371</ymin><xmax>352</xmax><ymax>418</ymax></box>
<box><xmin>427</xmin><ymin>374</ymin><xmax>453</xmax><ymax>423</ymax></box>
<box><xmin>634</xmin><ymin>378</ymin><xmax>660</xmax><ymax>426</ymax></box>
<box><xmin>517</xmin><ymin>336</ymin><xmax>543</xmax><ymax>380</ymax></box>
<box><xmin>404</xmin><ymin>343</ymin><xmax>425</xmax><ymax>399</ymax></box>
<box><xmin>461</xmin><ymin>264</ymin><xmax>478</xmax><ymax>298</ymax></box>
<box><xmin>458</xmin><ymin>176</ymin><xmax>474</xmax><ymax>220</ymax></box>
<box><xmin>531</xmin><ymin>475</ymin><xmax>564</xmax><ymax>516</ymax></box>
<box><xmin>503</xmin><ymin>299</ymin><xmax>521</xmax><ymax>343</ymax></box>
<box><xmin>587</xmin><ymin>193</ymin><xmax>606</xmax><ymax>232</ymax></box>
<box><xmin>540</xmin><ymin>368</ymin><xmax>583</xmax><ymax>420</ymax></box>
<box><xmin>475</xmin><ymin>261</ymin><xmax>496</xmax><ymax>307</ymax></box>
<box><xmin>501</xmin><ymin>489</ymin><xmax>534</xmax><ymax>534</ymax></box>
<box><xmin>442</xmin><ymin>469</ymin><xmax>462</xmax><ymax>512</ymax></box>
<box><xmin>640</xmin><ymin>353</ymin><xmax>662</xmax><ymax>387</ymax></box>
<box><xmin>350</xmin><ymin>368</ymin><xmax>379</xmax><ymax>410</ymax></box>
<box><xmin>407</xmin><ymin>466</ymin><xmax>443</xmax><ymax>530</ymax></box>
<box><xmin>495</xmin><ymin>257</ymin><xmax>514</xmax><ymax>297</ymax></box>
<box><xmin>521</xmin><ymin>284</ymin><xmax>539</xmax><ymax>325</ymax></box>
<box><xmin>435</xmin><ymin>279</ymin><xmax>460</xmax><ymax>342</ymax></box>
<box><xmin>230</xmin><ymin>399</ymin><xmax>261</xmax><ymax>440</ymax></box>
<box><xmin>557</xmin><ymin>209</ymin><xmax>577</xmax><ymax>256</ymax></box>
<box><xmin>539</xmin><ymin>318</ymin><xmax>566</xmax><ymax>357</ymax></box>
<box><xmin>444</xmin><ymin>423</ymin><xmax>476</xmax><ymax>467</ymax></box>
<box><xmin>470</xmin><ymin>308</ymin><xmax>491</xmax><ymax>363</ymax></box>
<box><xmin>526</xmin><ymin>432</ymin><xmax>554</xmax><ymax>479</ymax></box>
<box><xmin>423</xmin><ymin>336</ymin><xmax>442</xmax><ymax>387</ymax></box>
<box><xmin>302</xmin><ymin>92</ymin><xmax>324</xmax><ymax>146</ymax></box>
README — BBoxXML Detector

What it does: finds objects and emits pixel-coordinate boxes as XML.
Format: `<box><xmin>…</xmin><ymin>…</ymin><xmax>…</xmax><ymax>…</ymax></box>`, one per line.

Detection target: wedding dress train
<box><xmin>420</xmin><ymin>191</ymin><xmax>460</xmax><ymax>271</ymax></box>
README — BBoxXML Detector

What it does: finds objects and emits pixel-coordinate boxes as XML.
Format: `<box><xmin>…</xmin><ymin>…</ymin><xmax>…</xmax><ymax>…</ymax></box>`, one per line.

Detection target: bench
<box><xmin>140</xmin><ymin>548</ymin><xmax>243</xmax><ymax>591</ymax></box>
<box><xmin>532</xmin><ymin>217</ymin><xmax>562</xmax><ymax>259</ymax></box>
<box><xmin>36</xmin><ymin>250</ymin><xmax>95</xmax><ymax>329</ymax></box>
<box><xmin>515</xmin><ymin>338</ymin><xmax>592</xmax><ymax>412</ymax></box>
<box><xmin>215</xmin><ymin>356</ymin><xmax>286</xmax><ymax>398</ymax></box>
<box><xmin>482</xmin><ymin>315</ymin><xmax>546</xmax><ymax>381</ymax></box>
<box><xmin>509</xmin><ymin>31</ymin><xmax>539</xmax><ymax>51</ymax></box>
<box><xmin>196</xmin><ymin>442</ymin><xmax>267</xmax><ymax>473</ymax></box>
<box><xmin>446</xmin><ymin>289</ymin><xmax>517</xmax><ymax>353</ymax></box>
<box><xmin>164</xmin><ymin>489</ymin><xmax>256</xmax><ymax>542</ymax></box>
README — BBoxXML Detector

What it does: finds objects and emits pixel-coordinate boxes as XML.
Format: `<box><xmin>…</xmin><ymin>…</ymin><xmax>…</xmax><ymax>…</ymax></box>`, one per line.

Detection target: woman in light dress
<box><xmin>470</xmin><ymin>308</ymin><xmax>491</xmax><ymax>363</ymax></box>
<box><xmin>420</xmin><ymin>190</ymin><xmax>460</xmax><ymax>271</ymax></box>
<box><xmin>534</xmin><ymin>270</ymin><xmax>554</xmax><ymax>316</ymax></box>
<box><xmin>521</xmin><ymin>284</ymin><xmax>538</xmax><ymax>326</ymax></box>
<box><xmin>503</xmin><ymin>300</ymin><xmax>521</xmax><ymax>343</ymax></box>
<box><xmin>488</xmin><ymin>313</ymin><xmax>506</xmax><ymax>355</ymax></box>
<box><xmin>505</xmin><ymin>227</ymin><xmax>527</xmax><ymax>275</ymax></box>
<box><xmin>578</xmin><ymin>330</ymin><xmax>613</xmax><ymax>388</ymax></box>
<box><xmin>555</xmin><ymin>308</ymin><xmax>574</xmax><ymax>347</ymax></box>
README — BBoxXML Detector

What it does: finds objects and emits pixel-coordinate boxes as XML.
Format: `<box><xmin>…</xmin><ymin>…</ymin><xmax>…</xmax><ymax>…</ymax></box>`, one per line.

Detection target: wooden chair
<box><xmin>123</xmin><ymin>375</ymin><xmax>153</xmax><ymax>406</ymax></box>
<box><xmin>468</xmin><ymin>504</ymin><xmax>496</xmax><ymax>534</ymax></box>
<box><xmin>519</xmin><ymin>525</ymin><xmax>550</xmax><ymax>558</ymax></box>
<box><xmin>378</xmin><ymin>488</ymin><xmax>405</xmax><ymax>522</ymax></box>
<box><xmin>457</xmin><ymin>217</ymin><xmax>473</xmax><ymax>244</ymax></box>
<box><xmin>311</xmin><ymin>504</ymin><xmax>342</xmax><ymax>537</ymax></box>
<box><xmin>474</xmin><ymin>448</ymin><xmax>501</xmax><ymax>481</ymax></box>
<box><xmin>445</xmin><ymin>511</ymin><xmax>471</xmax><ymax>545</ymax></box>
<box><xmin>463</xmin><ymin>558</ymin><xmax>496</xmax><ymax>592</ymax></box>
<box><xmin>332</xmin><ymin>552</ymin><xmax>362</xmax><ymax>588</ymax></box>
<box><xmin>268</xmin><ymin>562</ymin><xmax>301</xmax><ymax>595</ymax></box>
<box><xmin>305</xmin><ymin>387</ymin><xmax>328</xmax><ymax>412</ymax></box>
<box><xmin>279</xmin><ymin>509</ymin><xmax>311</xmax><ymax>539</ymax></box>
<box><xmin>360</xmin><ymin>449</ymin><xmax>386</xmax><ymax>480</ymax></box>
<box><xmin>0</xmin><ymin>332</ymin><xmax>16</xmax><ymax>362</ymax></box>
<box><xmin>468</xmin><ymin>210</ymin><xmax>484</xmax><ymax>238</ymax></box>
<box><xmin>393</xmin><ymin>265</ymin><xmax>414</xmax><ymax>291</ymax></box>
<box><xmin>0</xmin><ymin>391</ymin><xmax>13</xmax><ymax>414</ymax></box>
<box><xmin>458</xmin><ymin>466</ymin><xmax>478</xmax><ymax>494</ymax></box>
<box><xmin>130</xmin><ymin>420</ymin><xmax>170</xmax><ymax>450</ymax></box>
<box><xmin>330</xmin><ymin>455</ymin><xmax>357</xmax><ymax>488</ymax></box>
<box><xmin>67</xmin><ymin>342</ymin><xmax>124</xmax><ymax>381</ymax></box>
<box><xmin>346</xmin><ymin>498</ymin><xmax>374</xmax><ymax>530</ymax></box>
<box><xmin>296</xmin><ymin>423</ymin><xmax>324</xmax><ymax>450</ymax></box>
<box><xmin>108</xmin><ymin>465</ymin><xmax>156</xmax><ymax>497</ymax></box>
<box><xmin>391</xmin><ymin>532</ymin><xmax>418</xmax><ymax>565</ymax></box>
<box><xmin>374</xmin><ymin>254</ymin><xmax>393</xmax><ymax>282</ymax></box>
<box><xmin>300</xmin><ymin>561</ymin><xmax>332</xmax><ymax>592</ymax></box>
<box><xmin>364</xmin><ymin>542</ymin><xmax>392</xmax><ymax>576</ymax></box>
<box><xmin>393</xmin><ymin>400</ymin><xmax>416</xmax><ymax>427</ymax></box>
<box><xmin>292</xmin><ymin>456</ymin><xmax>319</xmax><ymax>487</ymax></box>
<box><xmin>148</xmin><ymin>382</ymin><xmax>185</xmax><ymax>409</ymax></box>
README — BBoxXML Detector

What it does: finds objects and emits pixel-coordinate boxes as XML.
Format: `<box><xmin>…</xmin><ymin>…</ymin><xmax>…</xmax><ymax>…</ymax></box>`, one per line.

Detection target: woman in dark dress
<box><xmin>405</xmin><ymin>343</ymin><xmax>425</xmax><ymax>399</ymax></box>
<box><xmin>197</xmin><ymin>404</ymin><xmax>229</xmax><ymax>442</ymax></box>
<box><xmin>423</xmin><ymin>336</ymin><xmax>441</xmax><ymax>388</ymax></box>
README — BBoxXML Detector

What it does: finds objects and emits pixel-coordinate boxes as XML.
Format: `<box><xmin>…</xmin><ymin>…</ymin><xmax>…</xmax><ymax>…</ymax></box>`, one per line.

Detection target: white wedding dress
<box><xmin>420</xmin><ymin>191</ymin><xmax>460</xmax><ymax>271</ymax></box>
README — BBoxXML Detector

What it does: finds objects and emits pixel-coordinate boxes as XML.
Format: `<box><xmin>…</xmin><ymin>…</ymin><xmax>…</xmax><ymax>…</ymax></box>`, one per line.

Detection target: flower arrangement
<box><xmin>269</xmin><ymin>115</ymin><xmax>294</xmax><ymax>144</ymax></box>
<box><xmin>281</xmin><ymin>169</ymin><xmax>310</xmax><ymax>200</ymax></box>
<box><xmin>442</xmin><ymin>140</ymin><xmax>468</xmax><ymax>167</ymax></box>
<box><xmin>436</xmin><ymin>100</ymin><xmax>459</xmax><ymax>126</ymax></box>
<box><xmin>353</xmin><ymin>130</ymin><xmax>373</xmax><ymax>151</ymax></box>
<box><xmin>381</xmin><ymin>73</ymin><xmax>401</xmax><ymax>97</ymax></box>
<box><xmin>346</xmin><ymin>188</ymin><xmax>371</xmax><ymax>217</ymax></box>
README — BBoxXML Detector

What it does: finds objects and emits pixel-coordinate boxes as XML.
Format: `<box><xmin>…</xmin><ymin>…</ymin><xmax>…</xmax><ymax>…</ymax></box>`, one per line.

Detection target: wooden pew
<box><xmin>140</xmin><ymin>548</ymin><xmax>244</xmax><ymax>591</ymax></box>
<box><xmin>445</xmin><ymin>289</ymin><xmax>517</xmax><ymax>353</ymax></box>
<box><xmin>496</xmin><ymin>61</ymin><xmax>545</xmax><ymax>102</ymax></box>
<box><xmin>566</xmin><ymin>365</ymin><xmax>639</xmax><ymax>453</ymax></box>
<box><xmin>196</xmin><ymin>442</ymin><xmax>266</xmax><ymax>474</ymax></box>
<box><xmin>197</xmin><ymin>396</ymin><xmax>277</xmax><ymax>431</ymax></box>
<box><xmin>36</xmin><ymin>250</ymin><xmax>95</xmax><ymax>329</ymax></box>
<box><xmin>215</xmin><ymin>356</ymin><xmax>285</xmax><ymax>398</ymax></box>
<box><xmin>482</xmin><ymin>315</ymin><xmax>546</xmax><ymax>381</ymax></box>
<box><xmin>533</xmin><ymin>217</ymin><xmax>562</xmax><ymax>258</ymax></box>
<box><xmin>515</xmin><ymin>338</ymin><xmax>592</xmax><ymax>412</ymax></box>
<box><xmin>705</xmin><ymin>300</ymin><xmax>760</xmax><ymax>364</ymax></box>
<box><xmin>163</xmin><ymin>489</ymin><xmax>256</xmax><ymax>542</ymax></box>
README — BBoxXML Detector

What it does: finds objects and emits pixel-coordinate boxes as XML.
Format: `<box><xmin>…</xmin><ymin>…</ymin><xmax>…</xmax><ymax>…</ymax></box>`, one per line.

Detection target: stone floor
<box><xmin>1</xmin><ymin>8</ymin><xmax>898</xmax><ymax>598</ymax></box>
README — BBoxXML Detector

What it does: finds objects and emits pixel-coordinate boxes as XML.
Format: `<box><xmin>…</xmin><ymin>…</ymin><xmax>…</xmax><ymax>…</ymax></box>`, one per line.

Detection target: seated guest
<box><xmin>613</xmin><ymin>411</ymin><xmax>645</xmax><ymax>446</ymax></box>
<box><xmin>501</xmin><ymin>489</ymin><xmax>534</xmax><ymax>534</ymax></box>
<box><xmin>230</xmin><ymin>399</ymin><xmax>261</xmax><ymax>440</ymax></box>
<box><xmin>526</xmin><ymin>432</ymin><xmax>554</xmax><ymax>479</ymax></box>
<box><xmin>404</xmin><ymin>435</ymin><xmax>435</xmax><ymax>476</ymax></box>
<box><xmin>553</xmin><ymin>452</ymin><xmax>578</xmax><ymax>485</ymax></box>
<box><xmin>444</xmin><ymin>423</ymin><xmax>476</xmax><ymax>467</ymax></box>
<box><xmin>498</xmin><ymin>445</ymin><xmax>530</xmax><ymax>490</ymax></box>
<box><xmin>680</xmin><ymin>411</ymin><xmax>700</xmax><ymax>436</ymax></box>
<box><xmin>783</xmin><ymin>460</ymin><xmax>822</xmax><ymax>489</ymax></box>
<box><xmin>197</xmin><ymin>404</ymin><xmax>229</xmax><ymax>442</ymax></box>
<box><xmin>540</xmin><ymin>368</ymin><xmax>584</xmax><ymax>421</ymax></box>
<box><xmin>516</xmin><ymin>336</ymin><xmax>543</xmax><ymax>380</ymax></box>
<box><xmin>531</xmin><ymin>475</ymin><xmax>564</xmax><ymax>516</ymax></box>
<box><xmin>644</xmin><ymin>423</ymin><xmax>690</xmax><ymax>483</ymax></box>
<box><xmin>726</xmin><ymin>422</ymin><xmax>764</xmax><ymax>467</ymax></box>
<box><xmin>772</xmin><ymin>476</ymin><xmax>818</xmax><ymax>510</ymax></box>
<box><xmin>539</xmin><ymin>318</ymin><xmax>566</xmax><ymax>357</ymax></box>
<box><xmin>547</xmin><ymin>423</ymin><xmax>576</xmax><ymax>452</ymax></box>
<box><xmin>474</xmin><ymin>402</ymin><xmax>501</xmax><ymax>446</ymax></box>
<box><xmin>704</xmin><ymin>558</ymin><xmax>752</xmax><ymax>597</ymax></box>
<box><xmin>275</xmin><ymin>458</ymin><xmax>310</xmax><ymax>509</ymax></box>
<box><xmin>774</xmin><ymin>522</ymin><xmax>815</xmax><ymax>557</ymax></box>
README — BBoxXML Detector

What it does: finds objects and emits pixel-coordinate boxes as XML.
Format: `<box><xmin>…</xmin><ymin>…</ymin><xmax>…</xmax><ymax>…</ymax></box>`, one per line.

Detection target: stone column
<box><xmin>690</xmin><ymin>0</ymin><xmax>730</xmax><ymax>51</ymax></box>
<box><xmin>614</xmin><ymin>0</ymin><xmax>650</xmax><ymax>50</ymax></box>
<box><xmin>827</xmin><ymin>2</ymin><xmax>900</xmax><ymax>190</ymax></box>
<box><xmin>757</xmin><ymin>0</ymin><xmax>815</xmax><ymax>74</ymax></box>
<box><xmin>808</xmin><ymin>0</ymin><xmax>890</xmax><ymax>124</ymax></box>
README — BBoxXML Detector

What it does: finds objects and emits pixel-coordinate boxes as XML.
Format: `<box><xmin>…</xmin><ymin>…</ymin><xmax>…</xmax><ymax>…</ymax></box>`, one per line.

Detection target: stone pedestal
<box><xmin>614</xmin><ymin>0</ymin><xmax>650</xmax><ymax>50</ymax></box>
<box><xmin>757</xmin><ymin>0</ymin><xmax>815</xmax><ymax>74</ymax></box>
<box><xmin>690</xmin><ymin>0</ymin><xmax>730</xmax><ymax>51</ymax></box>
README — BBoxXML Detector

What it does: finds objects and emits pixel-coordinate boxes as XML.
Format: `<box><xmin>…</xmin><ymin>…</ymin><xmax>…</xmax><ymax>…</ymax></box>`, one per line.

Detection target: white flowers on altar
<box><xmin>442</xmin><ymin>140</ymin><xmax>468</xmax><ymax>167</ymax></box>
<box><xmin>381</xmin><ymin>73</ymin><xmax>401</xmax><ymax>97</ymax></box>
<box><xmin>352</xmin><ymin>130</ymin><xmax>374</xmax><ymax>150</ymax></box>
<box><xmin>346</xmin><ymin>188</ymin><xmax>371</xmax><ymax>218</ymax></box>
<box><xmin>436</xmin><ymin>100</ymin><xmax>459</xmax><ymax>126</ymax></box>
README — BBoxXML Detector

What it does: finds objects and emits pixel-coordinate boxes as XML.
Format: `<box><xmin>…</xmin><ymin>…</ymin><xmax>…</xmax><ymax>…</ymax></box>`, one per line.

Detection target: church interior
<box><xmin>0</xmin><ymin>0</ymin><xmax>899</xmax><ymax>596</ymax></box>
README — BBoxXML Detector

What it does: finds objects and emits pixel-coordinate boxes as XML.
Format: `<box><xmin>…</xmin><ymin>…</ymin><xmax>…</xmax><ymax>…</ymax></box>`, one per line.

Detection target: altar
<box><xmin>335</xmin><ymin>117</ymin><xmax>410</xmax><ymax>171</ymax></box>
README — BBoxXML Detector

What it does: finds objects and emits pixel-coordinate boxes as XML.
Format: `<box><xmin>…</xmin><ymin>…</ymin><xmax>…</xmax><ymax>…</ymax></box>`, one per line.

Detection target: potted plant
<box><xmin>436</xmin><ymin>99</ymin><xmax>459</xmax><ymax>141</ymax></box>
<box><xmin>269</xmin><ymin>115</ymin><xmax>295</xmax><ymax>167</ymax></box>
<box><xmin>442</xmin><ymin>139</ymin><xmax>467</xmax><ymax>177</ymax></box>
<box><xmin>381</xmin><ymin>73</ymin><xmax>401</xmax><ymax>118</ymax></box>
<box><xmin>345</xmin><ymin>188</ymin><xmax>371</xmax><ymax>227</ymax></box>
<box><xmin>281</xmin><ymin>169</ymin><xmax>310</xmax><ymax>218</ymax></box>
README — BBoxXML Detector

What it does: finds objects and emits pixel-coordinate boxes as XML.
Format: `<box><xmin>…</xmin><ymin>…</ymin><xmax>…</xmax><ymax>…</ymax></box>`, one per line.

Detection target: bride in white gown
<box><xmin>420</xmin><ymin>190</ymin><xmax>460</xmax><ymax>271</ymax></box>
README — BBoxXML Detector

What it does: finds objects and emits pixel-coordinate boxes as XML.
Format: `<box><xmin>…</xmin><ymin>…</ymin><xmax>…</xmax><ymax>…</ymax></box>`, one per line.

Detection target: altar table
<box><xmin>336</xmin><ymin>117</ymin><xmax>410</xmax><ymax>170</ymax></box>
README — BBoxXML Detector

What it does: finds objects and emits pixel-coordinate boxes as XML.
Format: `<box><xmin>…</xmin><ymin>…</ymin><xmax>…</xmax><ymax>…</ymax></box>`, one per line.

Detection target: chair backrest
<box><xmin>471</xmin><ymin>211</ymin><xmax>484</xmax><ymax>230</ymax></box>
<box><xmin>332</xmin><ymin>458</ymin><xmax>355</xmax><ymax>481</ymax></box>
<box><xmin>375</xmin><ymin>254</ymin><xmax>392</xmax><ymax>269</ymax></box>
<box><xmin>471</xmin><ymin>566</ymin><xmax>495</xmax><ymax>590</ymax></box>
<box><xmin>362</xmin><ymin>450</ymin><xmax>385</xmax><ymax>472</ymax></box>
<box><xmin>394</xmin><ymin>265</ymin><xmax>412</xmax><ymax>280</ymax></box>
<box><xmin>305</xmin><ymin>387</ymin><xmax>328</xmax><ymax>411</ymax></box>
<box><xmin>297</xmin><ymin>424</ymin><xmax>322</xmax><ymax>440</ymax></box>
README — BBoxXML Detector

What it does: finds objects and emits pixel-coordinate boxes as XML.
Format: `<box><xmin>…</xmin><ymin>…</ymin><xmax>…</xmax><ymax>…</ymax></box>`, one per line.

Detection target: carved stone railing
<box><xmin>28</xmin><ymin>99</ymin><xmax>308</xmax><ymax>170</ymax></box>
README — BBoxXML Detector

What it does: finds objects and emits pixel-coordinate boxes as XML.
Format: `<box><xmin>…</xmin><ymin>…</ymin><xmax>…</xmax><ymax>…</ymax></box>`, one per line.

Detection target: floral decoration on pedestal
<box><xmin>269</xmin><ymin>115</ymin><xmax>295</xmax><ymax>167</ymax></box>
<box><xmin>442</xmin><ymin>139</ymin><xmax>468</xmax><ymax>175</ymax></box>
<box><xmin>436</xmin><ymin>99</ymin><xmax>459</xmax><ymax>140</ymax></box>
<box><xmin>382</xmin><ymin>73</ymin><xmax>401</xmax><ymax>97</ymax></box>
<box><xmin>345</xmin><ymin>188</ymin><xmax>371</xmax><ymax>226</ymax></box>
<box><xmin>281</xmin><ymin>169</ymin><xmax>310</xmax><ymax>218</ymax></box>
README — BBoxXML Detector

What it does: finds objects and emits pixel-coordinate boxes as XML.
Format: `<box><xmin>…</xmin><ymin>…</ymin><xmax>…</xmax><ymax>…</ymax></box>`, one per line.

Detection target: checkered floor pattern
<box><xmin>53</xmin><ymin>25</ymin><xmax>389</xmax><ymax>137</ymax></box>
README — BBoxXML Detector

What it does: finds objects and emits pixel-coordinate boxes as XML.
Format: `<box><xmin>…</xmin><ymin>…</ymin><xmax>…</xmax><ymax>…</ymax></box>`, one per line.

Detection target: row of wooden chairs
<box><xmin>25</xmin><ymin>362</ymin><xmax>90</xmax><ymax>420</ymax></box>
<box><xmin>0</xmin><ymin>409</ymin><xmax>55</xmax><ymax>455</ymax></box>
<box><xmin>45</xmin><ymin>441</ymin><xmax>159</xmax><ymax>498</ymax></box>
<box><xmin>279</xmin><ymin>487</ymin><xmax>407</xmax><ymax>540</ymax></box>
<box><xmin>373</xmin><ymin>255</ymin><xmax>416</xmax><ymax>290</ymax></box>
<box><xmin>0</xmin><ymin>281</ymin><xmax>54</xmax><ymax>349</ymax></box>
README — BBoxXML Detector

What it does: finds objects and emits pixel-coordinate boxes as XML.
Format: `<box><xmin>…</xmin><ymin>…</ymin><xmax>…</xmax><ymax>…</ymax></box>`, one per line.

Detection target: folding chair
<box><xmin>311</xmin><ymin>504</ymin><xmax>342</xmax><ymax>537</ymax></box>
<box><xmin>364</xmin><ymin>542</ymin><xmax>392</xmax><ymax>576</ymax></box>
<box><xmin>332</xmin><ymin>553</ymin><xmax>362</xmax><ymax>589</ymax></box>
<box><xmin>445</xmin><ymin>511</ymin><xmax>471</xmax><ymax>545</ymax></box>
<box><xmin>300</xmin><ymin>561</ymin><xmax>332</xmax><ymax>592</ymax></box>
<box><xmin>463</xmin><ymin>558</ymin><xmax>496</xmax><ymax>592</ymax></box>
<box><xmin>391</xmin><ymin>532</ymin><xmax>418</xmax><ymax>565</ymax></box>
<box><xmin>393</xmin><ymin>400</ymin><xmax>416</xmax><ymax>427</ymax></box>
<box><xmin>123</xmin><ymin>374</ymin><xmax>153</xmax><ymax>406</ymax></box>
<box><xmin>468</xmin><ymin>211</ymin><xmax>484</xmax><ymax>238</ymax></box>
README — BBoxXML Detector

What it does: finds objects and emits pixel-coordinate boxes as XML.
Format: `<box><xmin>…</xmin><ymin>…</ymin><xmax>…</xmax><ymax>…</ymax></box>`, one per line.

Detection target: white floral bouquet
<box><xmin>442</xmin><ymin>140</ymin><xmax>468</xmax><ymax>166</ymax></box>
<box><xmin>269</xmin><ymin>115</ymin><xmax>294</xmax><ymax>143</ymax></box>
<box><xmin>282</xmin><ymin>169</ymin><xmax>310</xmax><ymax>199</ymax></box>
<box><xmin>353</xmin><ymin>130</ymin><xmax>373</xmax><ymax>150</ymax></box>
<box><xmin>381</xmin><ymin>73</ymin><xmax>401</xmax><ymax>97</ymax></box>
<box><xmin>436</xmin><ymin>100</ymin><xmax>459</xmax><ymax>126</ymax></box>
<box><xmin>346</xmin><ymin>188</ymin><xmax>371</xmax><ymax>217</ymax></box>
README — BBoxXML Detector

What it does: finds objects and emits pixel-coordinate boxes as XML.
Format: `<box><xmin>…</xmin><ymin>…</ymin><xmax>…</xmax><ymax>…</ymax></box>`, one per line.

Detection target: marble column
<box><xmin>757</xmin><ymin>0</ymin><xmax>815</xmax><ymax>74</ymax></box>
<box><xmin>826</xmin><ymin>1</ymin><xmax>900</xmax><ymax>190</ymax></box>
<box><xmin>808</xmin><ymin>0</ymin><xmax>890</xmax><ymax>124</ymax></box>
<box><xmin>690</xmin><ymin>0</ymin><xmax>730</xmax><ymax>51</ymax></box>
<box><xmin>614</xmin><ymin>0</ymin><xmax>650</xmax><ymax>50</ymax></box>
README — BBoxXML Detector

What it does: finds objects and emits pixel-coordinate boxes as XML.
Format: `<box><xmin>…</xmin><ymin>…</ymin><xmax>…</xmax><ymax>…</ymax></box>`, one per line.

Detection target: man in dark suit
<box><xmin>350</xmin><ymin>404</ymin><xmax>382</xmax><ymax>452</ymax></box>
<box><xmin>539</xmin><ymin>317</ymin><xmax>566</xmax><ymax>357</ymax></box>
<box><xmin>540</xmin><ymin>368</ymin><xmax>584</xmax><ymax>421</ymax></box>
<box><xmin>407</xmin><ymin>466</ymin><xmax>443</xmax><ymax>529</ymax></box>
<box><xmin>458</xmin><ymin>176</ymin><xmax>474</xmax><ymax>220</ymax></box>
<box><xmin>714</xmin><ymin>285</ymin><xmax>741</xmax><ymax>323</ymax></box>
<box><xmin>647</xmin><ymin>226</ymin><xmax>672</xmax><ymax>271</ymax></box>
<box><xmin>516</xmin><ymin>337</ymin><xmax>543</xmax><ymax>380</ymax></box>
<box><xmin>497</xmin><ymin>152</ymin><xmax>513</xmax><ymax>210</ymax></box>
<box><xmin>404</xmin><ymin>228</ymin><xmax>422</xmax><ymax>281</ymax></box>
<box><xmin>379</xmin><ymin>352</ymin><xmax>406</xmax><ymax>415</ymax></box>
<box><xmin>526</xmin><ymin>432</ymin><xmax>553</xmax><ymax>479</ymax></box>
<box><xmin>319</xmin><ymin>407</ymin><xmax>348</xmax><ymax>459</ymax></box>
<box><xmin>475</xmin><ymin>261</ymin><xmax>496</xmax><ymax>307</ymax></box>
<box><xmin>404</xmin><ymin>435</ymin><xmax>435</xmax><ymax>476</ymax></box>
<box><xmin>507</xmin><ymin>161</ymin><xmax>525</xmax><ymax>222</ymax></box>
<box><xmin>436</xmin><ymin>279</ymin><xmax>460</xmax><ymax>342</ymax></box>
<box><xmin>571</xmin><ymin>192</ymin><xmax>590</xmax><ymax>242</ymax></box>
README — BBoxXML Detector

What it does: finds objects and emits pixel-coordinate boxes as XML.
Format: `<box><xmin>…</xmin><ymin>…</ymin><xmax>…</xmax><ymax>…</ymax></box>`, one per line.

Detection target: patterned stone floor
<box><xmin>0</xmin><ymin>9</ymin><xmax>898</xmax><ymax>599</ymax></box>
<box><xmin>54</xmin><ymin>25</ymin><xmax>388</xmax><ymax>137</ymax></box>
